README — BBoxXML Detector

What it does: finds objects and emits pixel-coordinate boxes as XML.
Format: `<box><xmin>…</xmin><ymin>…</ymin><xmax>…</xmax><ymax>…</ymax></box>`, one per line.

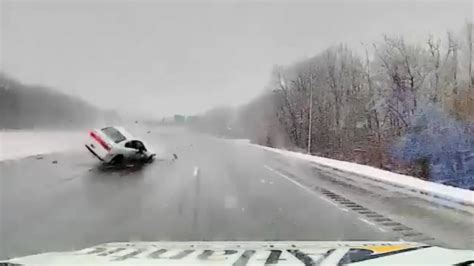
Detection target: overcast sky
<box><xmin>1</xmin><ymin>0</ymin><xmax>472</xmax><ymax>117</ymax></box>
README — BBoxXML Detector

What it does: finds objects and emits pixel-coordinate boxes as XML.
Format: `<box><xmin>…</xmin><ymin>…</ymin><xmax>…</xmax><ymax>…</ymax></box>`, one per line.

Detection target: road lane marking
<box><xmin>264</xmin><ymin>165</ymin><xmax>342</xmax><ymax>209</ymax></box>
<box><xmin>264</xmin><ymin>165</ymin><xmax>314</xmax><ymax>192</ymax></box>
<box><xmin>358</xmin><ymin>217</ymin><xmax>377</xmax><ymax>227</ymax></box>
<box><xmin>319</xmin><ymin>196</ymin><xmax>339</xmax><ymax>207</ymax></box>
<box><xmin>264</xmin><ymin>164</ymin><xmax>389</xmax><ymax>235</ymax></box>
<box><xmin>193</xmin><ymin>166</ymin><xmax>199</xmax><ymax>177</ymax></box>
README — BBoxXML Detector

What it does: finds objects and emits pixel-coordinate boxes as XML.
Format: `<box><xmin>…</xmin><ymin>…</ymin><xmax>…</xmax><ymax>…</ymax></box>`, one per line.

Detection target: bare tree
<box><xmin>447</xmin><ymin>31</ymin><xmax>459</xmax><ymax>95</ymax></box>
<box><xmin>428</xmin><ymin>35</ymin><xmax>441</xmax><ymax>102</ymax></box>
<box><xmin>218</xmin><ymin>23</ymin><xmax>472</xmax><ymax>183</ymax></box>
<box><xmin>276</xmin><ymin>70</ymin><xmax>300</xmax><ymax>145</ymax></box>
<box><xmin>465</xmin><ymin>21</ymin><xmax>473</xmax><ymax>87</ymax></box>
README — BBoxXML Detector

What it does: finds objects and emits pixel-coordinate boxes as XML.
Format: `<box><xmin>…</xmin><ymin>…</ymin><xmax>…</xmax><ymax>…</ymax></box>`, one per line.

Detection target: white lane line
<box><xmin>358</xmin><ymin>217</ymin><xmax>377</xmax><ymax>227</ymax></box>
<box><xmin>319</xmin><ymin>196</ymin><xmax>339</xmax><ymax>207</ymax></box>
<box><xmin>264</xmin><ymin>165</ymin><xmax>341</xmax><ymax>208</ymax></box>
<box><xmin>377</xmin><ymin>227</ymin><xmax>387</xmax><ymax>232</ymax></box>
<box><xmin>264</xmin><ymin>165</ymin><xmax>315</xmax><ymax>193</ymax></box>
<box><xmin>339</xmin><ymin>208</ymin><xmax>349</xmax><ymax>212</ymax></box>
<box><xmin>193</xmin><ymin>166</ymin><xmax>199</xmax><ymax>177</ymax></box>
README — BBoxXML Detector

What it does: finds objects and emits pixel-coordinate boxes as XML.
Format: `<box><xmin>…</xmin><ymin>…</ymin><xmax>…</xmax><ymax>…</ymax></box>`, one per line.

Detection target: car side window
<box><xmin>124</xmin><ymin>141</ymin><xmax>134</xmax><ymax>149</ymax></box>
<box><xmin>124</xmin><ymin>140</ymin><xmax>147</xmax><ymax>152</ymax></box>
<box><xmin>101</xmin><ymin>127</ymin><xmax>126</xmax><ymax>143</ymax></box>
<box><xmin>135</xmin><ymin>141</ymin><xmax>147</xmax><ymax>151</ymax></box>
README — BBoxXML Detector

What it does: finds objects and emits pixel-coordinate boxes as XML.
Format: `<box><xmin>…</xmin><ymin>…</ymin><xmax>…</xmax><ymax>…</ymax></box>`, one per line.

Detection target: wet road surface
<box><xmin>1</xmin><ymin>127</ymin><xmax>472</xmax><ymax>259</ymax></box>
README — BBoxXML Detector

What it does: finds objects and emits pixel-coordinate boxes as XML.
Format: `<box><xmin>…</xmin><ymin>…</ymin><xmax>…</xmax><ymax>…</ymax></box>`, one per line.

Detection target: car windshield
<box><xmin>101</xmin><ymin>127</ymin><xmax>126</xmax><ymax>143</ymax></box>
<box><xmin>1</xmin><ymin>0</ymin><xmax>473</xmax><ymax>264</ymax></box>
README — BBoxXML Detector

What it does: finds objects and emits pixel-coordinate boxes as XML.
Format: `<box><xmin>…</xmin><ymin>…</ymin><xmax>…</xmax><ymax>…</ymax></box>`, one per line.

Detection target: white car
<box><xmin>85</xmin><ymin>126</ymin><xmax>155</xmax><ymax>164</ymax></box>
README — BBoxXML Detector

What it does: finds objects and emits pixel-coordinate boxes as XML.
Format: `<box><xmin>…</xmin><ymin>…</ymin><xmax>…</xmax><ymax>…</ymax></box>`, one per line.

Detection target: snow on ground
<box><xmin>0</xmin><ymin>131</ymin><xmax>85</xmax><ymax>161</ymax></box>
<box><xmin>252</xmin><ymin>144</ymin><xmax>474</xmax><ymax>206</ymax></box>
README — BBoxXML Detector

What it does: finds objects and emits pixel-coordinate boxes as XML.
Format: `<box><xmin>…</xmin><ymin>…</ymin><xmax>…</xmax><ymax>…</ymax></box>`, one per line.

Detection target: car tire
<box><xmin>147</xmin><ymin>154</ymin><xmax>155</xmax><ymax>163</ymax></box>
<box><xmin>110</xmin><ymin>155</ymin><xmax>124</xmax><ymax>165</ymax></box>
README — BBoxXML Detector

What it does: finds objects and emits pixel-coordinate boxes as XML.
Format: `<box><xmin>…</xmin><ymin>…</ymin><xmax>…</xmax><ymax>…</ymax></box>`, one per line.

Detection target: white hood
<box><xmin>4</xmin><ymin>241</ymin><xmax>473</xmax><ymax>265</ymax></box>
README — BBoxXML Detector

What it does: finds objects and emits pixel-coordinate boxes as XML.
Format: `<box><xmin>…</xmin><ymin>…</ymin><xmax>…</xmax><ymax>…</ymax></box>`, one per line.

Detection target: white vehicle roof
<box><xmin>97</xmin><ymin>126</ymin><xmax>135</xmax><ymax>144</ymax></box>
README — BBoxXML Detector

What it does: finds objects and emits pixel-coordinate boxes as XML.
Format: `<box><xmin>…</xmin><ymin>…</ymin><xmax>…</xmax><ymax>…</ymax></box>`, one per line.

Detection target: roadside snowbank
<box><xmin>224</xmin><ymin>138</ymin><xmax>251</xmax><ymax>144</ymax></box>
<box><xmin>0</xmin><ymin>131</ymin><xmax>85</xmax><ymax>161</ymax></box>
<box><xmin>255</xmin><ymin>145</ymin><xmax>474</xmax><ymax>207</ymax></box>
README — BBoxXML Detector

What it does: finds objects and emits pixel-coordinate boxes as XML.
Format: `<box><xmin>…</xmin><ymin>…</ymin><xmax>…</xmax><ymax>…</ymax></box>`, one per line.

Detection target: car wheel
<box><xmin>147</xmin><ymin>154</ymin><xmax>156</xmax><ymax>163</ymax></box>
<box><xmin>110</xmin><ymin>155</ymin><xmax>124</xmax><ymax>165</ymax></box>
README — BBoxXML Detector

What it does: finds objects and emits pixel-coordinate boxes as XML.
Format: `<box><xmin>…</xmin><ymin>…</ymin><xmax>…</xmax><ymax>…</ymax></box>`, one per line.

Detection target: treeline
<box><xmin>195</xmin><ymin>22</ymin><xmax>474</xmax><ymax>189</ymax></box>
<box><xmin>0</xmin><ymin>73</ymin><xmax>118</xmax><ymax>129</ymax></box>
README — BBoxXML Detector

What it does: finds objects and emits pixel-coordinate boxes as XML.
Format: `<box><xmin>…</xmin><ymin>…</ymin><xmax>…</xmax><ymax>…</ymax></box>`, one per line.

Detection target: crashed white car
<box><xmin>85</xmin><ymin>126</ymin><xmax>155</xmax><ymax>164</ymax></box>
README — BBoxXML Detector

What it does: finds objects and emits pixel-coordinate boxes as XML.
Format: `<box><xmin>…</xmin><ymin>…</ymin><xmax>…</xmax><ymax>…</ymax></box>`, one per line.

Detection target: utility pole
<box><xmin>307</xmin><ymin>75</ymin><xmax>314</xmax><ymax>154</ymax></box>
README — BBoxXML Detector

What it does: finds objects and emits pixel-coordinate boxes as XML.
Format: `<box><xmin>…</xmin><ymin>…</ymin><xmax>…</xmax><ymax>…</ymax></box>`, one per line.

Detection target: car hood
<box><xmin>4</xmin><ymin>241</ymin><xmax>473</xmax><ymax>265</ymax></box>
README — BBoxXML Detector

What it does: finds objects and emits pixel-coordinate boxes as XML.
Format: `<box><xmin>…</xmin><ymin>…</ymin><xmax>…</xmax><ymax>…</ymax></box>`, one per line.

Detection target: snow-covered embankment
<box><xmin>0</xmin><ymin>131</ymin><xmax>85</xmax><ymax>161</ymax></box>
<box><xmin>254</xmin><ymin>144</ymin><xmax>474</xmax><ymax>212</ymax></box>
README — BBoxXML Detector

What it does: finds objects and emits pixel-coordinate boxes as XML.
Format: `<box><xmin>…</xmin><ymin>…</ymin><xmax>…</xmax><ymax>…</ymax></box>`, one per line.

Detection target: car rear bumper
<box><xmin>85</xmin><ymin>144</ymin><xmax>104</xmax><ymax>161</ymax></box>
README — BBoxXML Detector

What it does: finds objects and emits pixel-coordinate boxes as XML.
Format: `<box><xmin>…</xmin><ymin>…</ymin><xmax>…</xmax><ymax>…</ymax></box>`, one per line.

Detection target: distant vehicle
<box><xmin>85</xmin><ymin>126</ymin><xmax>155</xmax><ymax>164</ymax></box>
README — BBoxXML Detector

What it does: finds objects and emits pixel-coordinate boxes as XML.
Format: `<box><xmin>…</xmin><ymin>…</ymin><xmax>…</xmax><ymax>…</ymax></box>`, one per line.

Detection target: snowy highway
<box><xmin>1</xmin><ymin>126</ymin><xmax>473</xmax><ymax>259</ymax></box>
